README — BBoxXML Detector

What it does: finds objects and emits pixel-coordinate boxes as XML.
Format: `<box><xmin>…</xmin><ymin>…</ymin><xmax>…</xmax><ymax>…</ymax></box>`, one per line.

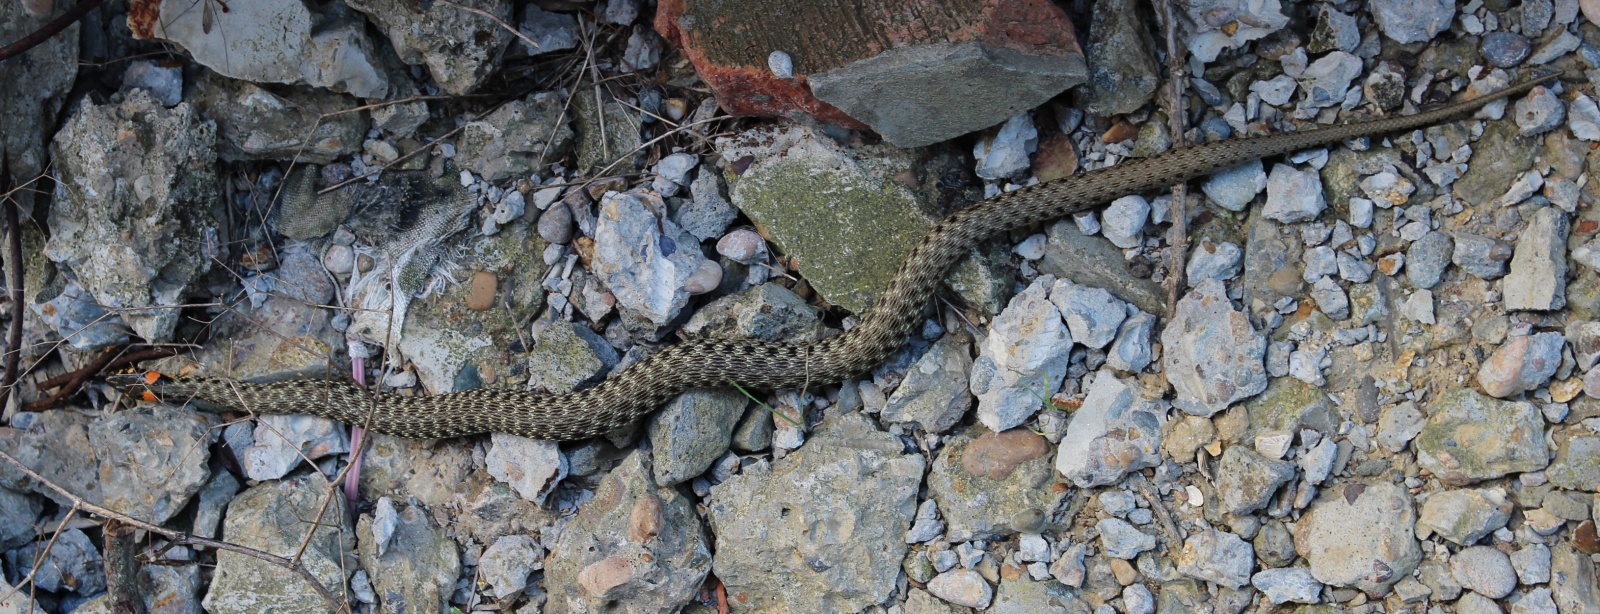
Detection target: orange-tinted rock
<box><xmin>961</xmin><ymin>429</ymin><xmax>1052</xmax><ymax>480</ymax></box>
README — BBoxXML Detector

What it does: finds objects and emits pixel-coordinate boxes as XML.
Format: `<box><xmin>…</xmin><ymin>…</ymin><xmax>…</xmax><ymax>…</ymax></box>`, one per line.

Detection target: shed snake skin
<box><xmin>110</xmin><ymin>72</ymin><xmax>1560</xmax><ymax>441</ymax></box>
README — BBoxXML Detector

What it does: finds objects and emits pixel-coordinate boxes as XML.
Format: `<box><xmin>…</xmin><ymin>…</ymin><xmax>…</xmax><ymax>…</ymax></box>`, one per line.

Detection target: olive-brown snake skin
<box><xmin>110</xmin><ymin>72</ymin><xmax>1560</xmax><ymax>441</ymax></box>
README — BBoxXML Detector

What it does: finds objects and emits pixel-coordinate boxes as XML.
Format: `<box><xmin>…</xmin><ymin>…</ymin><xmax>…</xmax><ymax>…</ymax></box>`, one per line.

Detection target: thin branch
<box><xmin>436</xmin><ymin>0</ymin><xmax>540</xmax><ymax>51</ymax></box>
<box><xmin>22</xmin><ymin>345</ymin><xmax>124</xmax><ymax>411</ymax></box>
<box><xmin>1156</xmin><ymin>0</ymin><xmax>1191</xmax><ymax>314</ymax></box>
<box><xmin>0</xmin><ymin>0</ymin><xmax>105</xmax><ymax>62</ymax></box>
<box><xmin>1</xmin><ymin>169</ymin><xmax>25</xmax><ymax>413</ymax></box>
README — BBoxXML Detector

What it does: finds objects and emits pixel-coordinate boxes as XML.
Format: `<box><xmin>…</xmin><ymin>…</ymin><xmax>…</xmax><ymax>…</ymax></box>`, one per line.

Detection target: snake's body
<box><xmin>113</xmin><ymin>74</ymin><xmax>1557</xmax><ymax>441</ymax></box>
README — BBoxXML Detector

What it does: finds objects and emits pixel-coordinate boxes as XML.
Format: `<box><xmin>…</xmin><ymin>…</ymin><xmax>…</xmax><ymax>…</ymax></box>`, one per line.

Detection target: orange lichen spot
<box><xmin>143</xmin><ymin>371</ymin><xmax>163</xmax><ymax>385</ymax></box>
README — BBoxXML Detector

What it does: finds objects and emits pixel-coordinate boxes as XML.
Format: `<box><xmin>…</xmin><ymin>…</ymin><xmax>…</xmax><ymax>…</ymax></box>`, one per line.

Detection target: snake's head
<box><xmin>105</xmin><ymin>371</ymin><xmax>177</xmax><ymax>403</ymax></box>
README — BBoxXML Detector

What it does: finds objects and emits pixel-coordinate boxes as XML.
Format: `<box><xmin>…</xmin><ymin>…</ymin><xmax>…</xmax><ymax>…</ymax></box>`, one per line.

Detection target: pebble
<box><xmin>926</xmin><ymin>570</ymin><xmax>993</xmax><ymax>609</ymax></box>
<box><xmin>1309</xmin><ymin>277</ymin><xmax>1349</xmax><ymax>319</ymax></box>
<box><xmin>1049</xmin><ymin>279</ymin><xmax>1125</xmax><ymax>349</ymax></box>
<box><xmin>1096</xmin><ymin>518</ymin><xmax>1156</xmax><ymax>559</ymax></box>
<box><xmin>683</xmin><ymin>260</ymin><xmax>724</xmax><ymax>295</ymax></box>
<box><xmin>1418</xmin><ymin>488</ymin><xmax>1513</xmax><ymax>545</ymax></box>
<box><xmin>538</xmin><ymin>203</ymin><xmax>574</xmax><ymax>244</ymax></box>
<box><xmin>1216</xmin><ymin>445</ymin><xmax>1297</xmax><ymax>515</ymax></box>
<box><xmin>974</xmin><ymin>113</ymin><xmax>1038</xmax><ymax>180</ymax></box>
<box><xmin>1202</xmin><ymin>160</ymin><xmax>1266</xmax><ymax>211</ymax></box>
<box><xmin>486</xmin><ymin>434</ymin><xmax>568</xmax><ymax>504</ymax></box>
<box><xmin>1122</xmin><ymin>584</ymin><xmax>1154</xmax><ymax>614</ymax></box>
<box><xmin>970</xmin><ymin>277</ymin><xmax>1071</xmax><ymax>431</ymax></box>
<box><xmin>905</xmin><ymin>499</ymin><xmax>944</xmax><ymax>543</ymax></box>
<box><xmin>650</xmin><ymin>152</ymin><xmax>698</xmax><ymax>197</ymax></box>
<box><xmin>1477</xmin><ymin>332</ymin><xmax>1565</xmax><ymax>398</ymax></box>
<box><xmin>1569</xmin><ymin>94</ymin><xmax>1600</xmax><ymax>141</ymax></box>
<box><xmin>1101</xmin><ymin>194</ymin><xmax>1150</xmax><ymax>249</ymax></box>
<box><xmin>1406</xmin><ymin>231</ymin><xmax>1454</xmax><ymax>289</ymax></box>
<box><xmin>1055</xmin><ymin>371</ymin><xmax>1162</xmax><ymax>488</ymax></box>
<box><xmin>1370</xmin><ymin>0</ymin><xmax>1454</xmax><ymax>44</ymax></box>
<box><xmin>716</xmin><ymin>228</ymin><xmax>767</xmax><ymax>264</ymax></box>
<box><xmin>1378</xmin><ymin>401</ymin><xmax>1426</xmax><ymax>453</ymax></box>
<box><xmin>767</xmin><ymin>50</ymin><xmax>794</xmax><ymax>78</ymax></box>
<box><xmin>1296</xmin><ymin>51</ymin><xmax>1363</xmax><ymax>110</ymax></box>
<box><xmin>1296</xmin><ymin>482</ymin><xmax>1421</xmax><ymax>594</ymax></box>
<box><xmin>1453</xmin><ymin>232</ymin><xmax>1513</xmax><ymax>279</ymax></box>
<box><xmin>1451</xmin><ymin>546</ymin><xmax>1518</xmax><ymax>599</ymax></box>
<box><xmin>1530</xmin><ymin>29</ymin><xmax>1581</xmax><ymax>64</ymax></box>
<box><xmin>1013</xmin><ymin>233</ymin><xmax>1047</xmax><ymax>260</ymax></box>
<box><xmin>1456</xmin><ymin>592</ymin><xmax>1504</xmax><ymax>614</ymax></box>
<box><xmin>1503</xmin><ymin>207</ymin><xmax>1569</xmax><ymax>311</ymax></box>
<box><xmin>1515</xmin><ymin>87</ymin><xmax>1565</xmax><ymax>136</ymax></box>
<box><xmin>480</xmin><ymin>535</ymin><xmax>543</xmax><ymax>598</ymax></box>
<box><xmin>466</xmin><ymin>271</ymin><xmax>497</xmax><ymax>311</ymax></box>
<box><xmin>1510</xmin><ymin>543</ymin><xmax>1552</xmax><ymax>585</ymax></box>
<box><xmin>1336</xmin><ymin>251</ymin><xmax>1372</xmax><ymax>283</ymax></box>
<box><xmin>1251</xmin><ymin>75</ymin><xmax>1297</xmax><ymax>106</ymax></box>
<box><xmin>1514</xmin><ymin>588</ymin><xmax>1559</xmax><ymax>614</ymax></box>
<box><xmin>1251</xmin><ymin>567</ymin><xmax>1321</xmax><ymax>604</ymax></box>
<box><xmin>1360</xmin><ymin>171</ymin><xmax>1414</xmax><ymax>207</ymax></box>
<box><xmin>1187</xmin><ymin>240</ymin><xmax>1243</xmax><ymax>281</ymax></box>
<box><xmin>1263</xmin><ymin>164</ymin><xmax>1326</xmax><ymax>223</ymax></box>
<box><xmin>1483</xmin><ymin>31</ymin><xmax>1533</xmax><ymax>68</ymax></box>
<box><xmin>1175</xmin><ymin>527</ymin><xmax>1254</xmax><ymax>589</ymax></box>
<box><xmin>1106</xmin><ymin>310</ymin><xmax>1155</xmax><ymax>373</ymax></box>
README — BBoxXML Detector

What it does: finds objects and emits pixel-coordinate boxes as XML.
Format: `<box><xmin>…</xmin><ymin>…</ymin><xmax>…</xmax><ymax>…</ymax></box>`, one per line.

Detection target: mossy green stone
<box><xmin>1455</xmin><ymin>118</ymin><xmax>1537</xmax><ymax>208</ymax></box>
<box><xmin>729</xmin><ymin>144</ymin><xmax>1002</xmax><ymax>314</ymax></box>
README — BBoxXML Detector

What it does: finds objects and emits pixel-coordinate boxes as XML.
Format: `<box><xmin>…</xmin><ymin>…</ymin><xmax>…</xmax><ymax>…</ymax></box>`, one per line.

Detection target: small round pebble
<box><xmin>466</xmin><ymin>271</ymin><xmax>497</xmax><ymax>311</ymax></box>
<box><xmin>1481</xmin><ymin>31</ymin><xmax>1532</xmax><ymax>68</ymax></box>
<box><xmin>1451</xmin><ymin>546</ymin><xmax>1517</xmax><ymax>599</ymax></box>
<box><xmin>538</xmin><ymin>203</ymin><xmax>574</xmax><ymax>244</ymax></box>
<box><xmin>324</xmin><ymin>245</ymin><xmax>354</xmax><ymax>275</ymax></box>
<box><xmin>716</xmin><ymin>229</ymin><xmax>766</xmax><ymax>263</ymax></box>
<box><xmin>767</xmin><ymin>50</ymin><xmax>794</xmax><ymax>78</ymax></box>
<box><xmin>684</xmin><ymin>260</ymin><xmax>724</xmax><ymax>295</ymax></box>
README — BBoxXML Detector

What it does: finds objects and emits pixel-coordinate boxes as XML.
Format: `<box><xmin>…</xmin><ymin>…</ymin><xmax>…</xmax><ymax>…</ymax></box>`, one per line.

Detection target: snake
<box><xmin>109</xmin><ymin>71</ymin><xmax>1560</xmax><ymax>441</ymax></box>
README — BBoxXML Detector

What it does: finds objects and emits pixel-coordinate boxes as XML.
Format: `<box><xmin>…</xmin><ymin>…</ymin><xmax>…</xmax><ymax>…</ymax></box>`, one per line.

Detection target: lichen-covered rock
<box><xmin>47</xmin><ymin>91</ymin><xmax>220</xmax><ymax>341</ymax></box>
<box><xmin>1163</xmin><ymin>279</ymin><xmax>1268</xmax><ymax>416</ymax></box>
<box><xmin>707</xmin><ymin>413</ymin><xmax>923</xmax><ymax>612</ymax></box>
<box><xmin>190</xmin><ymin>71</ymin><xmax>366</xmax><ymax>163</ymax></box>
<box><xmin>545</xmin><ymin>451</ymin><xmax>710</xmax><ymax>613</ymax></box>
<box><xmin>1054</xmin><ymin>370</ymin><xmax>1163</xmax><ymax>488</ymax></box>
<box><xmin>355</xmin><ymin>499</ymin><xmax>460</xmax><ymax>613</ymax></box>
<box><xmin>1417</xmin><ymin>488</ymin><xmax>1513</xmax><ymax>545</ymax></box>
<box><xmin>648</xmin><ymin>388</ymin><xmax>748</xmax><ymax>486</ymax></box>
<box><xmin>930</xmin><ymin>427</ymin><xmax>1064</xmax><ymax>541</ymax></box>
<box><xmin>721</xmin><ymin>124</ymin><xmax>1006</xmax><ymax>315</ymax></box>
<box><xmin>881</xmin><ymin>334</ymin><xmax>975</xmax><ymax>434</ymax></box>
<box><xmin>592</xmin><ymin>190</ymin><xmax>710</xmax><ymax>332</ymax></box>
<box><xmin>1415</xmin><ymin>388</ymin><xmax>1549</xmax><ymax>485</ymax></box>
<box><xmin>1293</xmin><ymin>481</ymin><xmax>1421</xmax><ymax>594</ymax></box>
<box><xmin>456</xmin><ymin>91</ymin><xmax>574</xmax><ymax>182</ymax></box>
<box><xmin>345</xmin><ymin>0</ymin><xmax>511</xmax><ymax>94</ymax></box>
<box><xmin>204</xmin><ymin>473</ymin><xmax>354</xmax><ymax>614</ymax></box>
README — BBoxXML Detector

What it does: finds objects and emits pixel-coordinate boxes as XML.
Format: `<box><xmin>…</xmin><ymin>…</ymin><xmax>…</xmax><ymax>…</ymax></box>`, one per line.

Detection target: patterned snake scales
<box><xmin>111</xmin><ymin>71</ymin><xmax>1559</xmax><ymax>441</ymax></box>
